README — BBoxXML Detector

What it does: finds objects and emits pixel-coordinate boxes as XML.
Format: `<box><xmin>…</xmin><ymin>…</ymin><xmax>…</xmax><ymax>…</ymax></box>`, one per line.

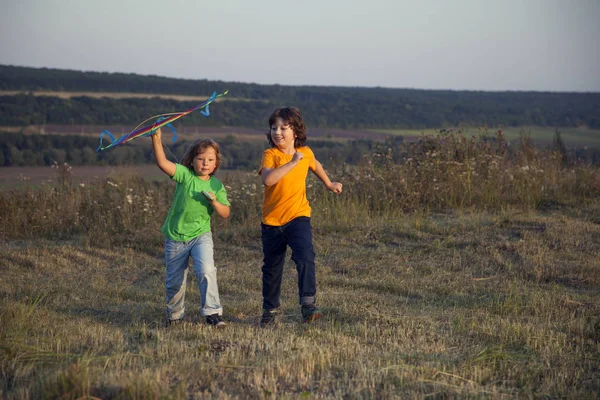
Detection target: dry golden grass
<box><xmin>2</xmin><ymin>210</ymin><xmax>599</xmax><ymax>398</ymax></box>
<box><xmin>1</xmin><ymin>133</ymin><xmax>599</xmax><ymax>398</ymax></box>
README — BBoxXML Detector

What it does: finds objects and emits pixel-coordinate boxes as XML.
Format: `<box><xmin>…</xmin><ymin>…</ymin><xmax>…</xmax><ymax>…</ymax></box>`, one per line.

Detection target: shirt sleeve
<box><xmin>172</xmin><ymin>164</ymin><xmax>192</xmax><ymax>184</ymax></box>
<box><xmin>304</xmin><ymin>147</ymin><xmax>317</xmax><ymax>170</ymax></box>
<box><xmin>259</xmin><ymin>149</ymin><xmax>275</xmax><ymax>175</ymax></box>
<box><xmin>215</xmin><ymin>184</ymin><xmax>231</xmax><ymax>207</ymax></box>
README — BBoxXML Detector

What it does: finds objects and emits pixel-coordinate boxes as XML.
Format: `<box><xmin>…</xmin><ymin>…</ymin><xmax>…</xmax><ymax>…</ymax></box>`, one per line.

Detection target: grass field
<box><xmin>1</xmin><ymin>133</ymin><xmax>599</xmax><ymax>398</ymax></box>
<box><xmin>370</xmin><ymin>126</ymin><xmax>600</xmax><ymax>147</ymax></box>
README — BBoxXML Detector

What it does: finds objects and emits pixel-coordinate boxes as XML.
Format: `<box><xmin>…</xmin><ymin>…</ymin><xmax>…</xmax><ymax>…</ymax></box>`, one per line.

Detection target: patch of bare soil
<box><xmin>0</xmin><ymin>165</ymin><xmax>166</xmax><ymax>187</ymax></box>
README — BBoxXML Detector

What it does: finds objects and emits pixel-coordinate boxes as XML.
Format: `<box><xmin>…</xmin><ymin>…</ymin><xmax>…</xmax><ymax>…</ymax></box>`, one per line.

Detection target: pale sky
<box><xmin>1</xmin><ymin>0</ymin><xmax>599</xmax><ymax>92</ymax></box>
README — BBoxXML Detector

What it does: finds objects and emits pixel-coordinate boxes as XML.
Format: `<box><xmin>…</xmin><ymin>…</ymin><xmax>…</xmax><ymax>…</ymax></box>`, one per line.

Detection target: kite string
<box><xmin>163</xmin><ymin>139</ymin><xmax>182</xmax><ymax>163</ymax></box>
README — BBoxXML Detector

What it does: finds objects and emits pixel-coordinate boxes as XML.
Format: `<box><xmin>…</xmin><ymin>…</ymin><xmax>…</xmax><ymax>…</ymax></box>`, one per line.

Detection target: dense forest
<box><xmin>1</xmin><ymin>65</ymin><xmax>599</xmax><ymax>129</ymax></box>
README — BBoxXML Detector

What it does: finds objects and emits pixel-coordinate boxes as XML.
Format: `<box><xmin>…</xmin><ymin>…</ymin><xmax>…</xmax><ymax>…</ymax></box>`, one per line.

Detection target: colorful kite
<box><xmin>96</xmin><ymin>90</ymin><xmax>228</xmax><ymax>152</ymax></box>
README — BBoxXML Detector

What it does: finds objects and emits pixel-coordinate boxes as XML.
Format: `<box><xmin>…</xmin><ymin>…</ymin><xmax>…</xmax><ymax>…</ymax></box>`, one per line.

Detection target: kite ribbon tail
<box><xmin>200</xmin><ymin>104</ymin><xmax>210</xmax><ymax>117</ymax></box>
<box><xmin>154</xmin><ymin>117</ymin><xmax>178</xmax><ymax>143</ymax></box>
<box><xmin>200</xmin><ymin>91</ymin><xmax>218</xmax><ymax>117</ymax></box>
<box><xmin>96</xmin><ymin>130</ymin><xmax>116</xmax><ymax>152</ymax></box>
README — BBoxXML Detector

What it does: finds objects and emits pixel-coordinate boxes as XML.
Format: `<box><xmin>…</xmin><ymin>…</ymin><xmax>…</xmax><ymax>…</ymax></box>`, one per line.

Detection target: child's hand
<box><xmin>327</xmin><ymin>182</ymin><xmax>343</xmax><ymax>194</ymax></box>
<box><xmin>202</xmin><ymin>191</ymin><xmax>215</xmax><ymax>202</ymax></box>
<box><xmin>292</xmin><ymin>151</ymin><xmax>304</xmax><ymax>164</ymax></box>
<box><xmin>152</xmin><ymin>127</ymin><xmax>162</xmax><ymax>140</ymax></box>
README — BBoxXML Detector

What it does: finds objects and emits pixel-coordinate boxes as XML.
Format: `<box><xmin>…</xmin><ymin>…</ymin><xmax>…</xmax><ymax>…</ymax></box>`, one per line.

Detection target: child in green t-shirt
<box><xmin>151</xmin><ymin>128</ymin><xmax>230</xmax><ymax>328</ymax></box>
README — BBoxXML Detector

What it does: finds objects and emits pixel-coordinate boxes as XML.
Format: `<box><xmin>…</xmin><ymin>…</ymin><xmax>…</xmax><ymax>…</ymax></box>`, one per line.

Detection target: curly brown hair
<box><xmin>267</xmin><ymin>107</ymin><xmax>307</xmax><ymax>148</ymax></box>
<box><xmin>181</xmin><ymin>139</ymin><xmax>221</xmax><ymax>175</ymax></box>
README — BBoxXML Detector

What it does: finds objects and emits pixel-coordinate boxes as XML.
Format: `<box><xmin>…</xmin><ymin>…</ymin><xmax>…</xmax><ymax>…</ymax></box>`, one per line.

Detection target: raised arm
<box><xmin>311</xmin><ymin>159</ymin><xmax>343</xmax><ymax>194</ymax></box>
<box><xmin>261</xmin><ymin>151</ymin><xmax>304</xmax><ymax>186</ymax></box>
<box><xmin>151</xmin><ymin>128</ymin><xmax>176</xmax><ymax>177</ymax></box>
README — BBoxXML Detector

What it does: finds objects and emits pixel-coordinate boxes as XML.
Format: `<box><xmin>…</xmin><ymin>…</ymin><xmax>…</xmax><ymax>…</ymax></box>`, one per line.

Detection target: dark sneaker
<box><xmin>301</xmin><ymin>304</ymin><xmax>322</xmax><ymax>323</ymax></box>
<box><xmin>260</xmin><ymin>309</ymin><xmax>278</xmax><ymax>327</ymax></box>
<box><xmin>206</xmin><ymin>314</ymin><xmax>227</xmax><ymax>328</ymax></box>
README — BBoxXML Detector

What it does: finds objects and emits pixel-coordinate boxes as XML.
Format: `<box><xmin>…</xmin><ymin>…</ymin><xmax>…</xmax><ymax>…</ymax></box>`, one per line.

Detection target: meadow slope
<box><xmin>1</xmin><ymin>133</ymin><xmax>599</xmax><ymax>398</ymax></box>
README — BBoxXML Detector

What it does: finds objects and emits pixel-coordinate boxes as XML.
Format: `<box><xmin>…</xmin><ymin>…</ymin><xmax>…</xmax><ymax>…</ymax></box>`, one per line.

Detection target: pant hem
<box><xmin>300</xmin><ymin>296</ymin><xmax>316</xmax><ymax>306</ymax></box>
<box><xmin>202</xmin><ymin>308</ymin><xmax>223</xmax><ymax>317</ymax></box>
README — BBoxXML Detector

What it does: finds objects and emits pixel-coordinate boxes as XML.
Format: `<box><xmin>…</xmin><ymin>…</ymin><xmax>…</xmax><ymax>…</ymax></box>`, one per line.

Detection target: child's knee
<box><xmin>194</xmin><ymin>260</ymin><xmax>217</xmax><ymax>277</ymax></box>
<box><xmin>291</xmin><ymin>246</ymin><xmax>315</xmax><ymax>264</ymax></box>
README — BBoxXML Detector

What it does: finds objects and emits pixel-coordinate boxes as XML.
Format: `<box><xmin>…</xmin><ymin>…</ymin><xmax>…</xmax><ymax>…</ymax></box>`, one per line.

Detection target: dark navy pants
<box><xmin>261</xmin><ymin>216</ymin><xmax>316</xmax><ymax>310</ymax></box>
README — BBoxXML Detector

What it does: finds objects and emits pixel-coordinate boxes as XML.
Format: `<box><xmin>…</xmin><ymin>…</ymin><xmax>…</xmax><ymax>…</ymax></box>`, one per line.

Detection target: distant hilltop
<box><xmin>1</xmin><ymin>64</ymin><xmax>599</xmax><ymax>130</ymax></box>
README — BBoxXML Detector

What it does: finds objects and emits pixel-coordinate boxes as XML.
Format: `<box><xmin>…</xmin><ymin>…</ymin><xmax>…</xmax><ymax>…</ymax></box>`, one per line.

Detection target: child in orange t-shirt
<box><xmin>258</xmin><ymin>107</ymin><xmax>342</xmax><ymax>326</ymax></box>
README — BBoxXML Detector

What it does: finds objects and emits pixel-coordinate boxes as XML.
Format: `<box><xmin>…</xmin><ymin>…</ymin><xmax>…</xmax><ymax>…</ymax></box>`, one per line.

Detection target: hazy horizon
<box><xmin>1</xmin><ymin>0</ymin><xmax>599</xmax><ymax>92</ymax></box>
<box><xmin>4</xmin><ymin>62</ymin><xmax>600</xmax><ymax>94</ymax></box>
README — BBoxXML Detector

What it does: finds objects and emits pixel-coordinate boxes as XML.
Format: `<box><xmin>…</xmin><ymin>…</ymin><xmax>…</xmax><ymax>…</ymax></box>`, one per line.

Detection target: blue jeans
<box><xmin>261</xmin><ymin>216</ymin><xmax>316</xmax><ymax>310</ymax></box>
<box><xmin>164</xmin><ymin>232</ymin><xmax>222</xmax><ymax>320</ymax></box>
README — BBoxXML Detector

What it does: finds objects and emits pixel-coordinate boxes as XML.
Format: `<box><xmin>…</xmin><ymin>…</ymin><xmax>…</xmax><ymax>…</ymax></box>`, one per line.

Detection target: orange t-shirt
<box><xmin>259</xmin><ymin>146</ymin><xmax>317</xmax><ymax>226</ymax></box>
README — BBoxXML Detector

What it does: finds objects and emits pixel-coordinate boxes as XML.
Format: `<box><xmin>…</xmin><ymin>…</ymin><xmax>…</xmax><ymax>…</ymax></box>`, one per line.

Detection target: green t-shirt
<box><xmin>161</xmin><ymin>164</ymin><xmax>230</xmax><ymax>241</ymax></box>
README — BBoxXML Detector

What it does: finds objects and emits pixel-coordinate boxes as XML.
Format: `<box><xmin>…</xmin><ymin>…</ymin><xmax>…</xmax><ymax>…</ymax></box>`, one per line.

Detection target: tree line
<box><xmin>3</xmin><ymin>130</ymin><xmax>599</xmax><ymax>169</ymax></box>
<box><xmin>1</xmin><ymin>65</ymin><xmax>599</xmax><ymax>129</ymax></box>
<box><xmin>0</xmin><ymin>131</ymin><xmax>382</xmax><ymax>169</ymax></box>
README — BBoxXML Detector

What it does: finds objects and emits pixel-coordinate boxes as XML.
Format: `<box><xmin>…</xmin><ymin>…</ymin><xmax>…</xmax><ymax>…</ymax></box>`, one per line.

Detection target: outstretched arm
<box><xmin>311</xmin><ymin>159</ymin><xmax>343</xmax><ymax>194</ymax></box>
<box><xmin>151</xmin><ymin>128</ymin><xmax>176</xmax><ymax>177</ymax></box>
<box><xmin>261</xmin><ymin>151</ymin><xmax>304</xmax><ymax>186</ymax></box>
